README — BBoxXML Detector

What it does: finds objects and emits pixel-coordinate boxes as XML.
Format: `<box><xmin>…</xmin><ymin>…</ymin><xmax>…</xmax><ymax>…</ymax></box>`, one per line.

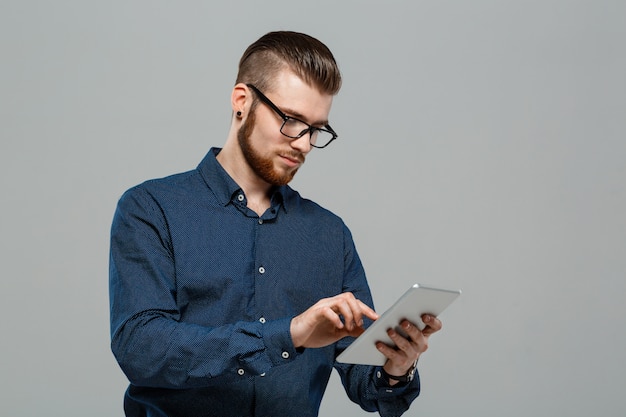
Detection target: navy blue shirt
<box><xmin>109</xmin><ymin>148</ymin><xmax>420</xmax><ymax>417</ymax></box>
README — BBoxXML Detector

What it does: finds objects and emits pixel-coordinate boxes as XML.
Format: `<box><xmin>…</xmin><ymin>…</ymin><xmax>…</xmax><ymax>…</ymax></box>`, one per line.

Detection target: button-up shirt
<box><xmin>109</xmin><ymin>148</ymin><xmax>420</xmax><ymax>417</ymax></box>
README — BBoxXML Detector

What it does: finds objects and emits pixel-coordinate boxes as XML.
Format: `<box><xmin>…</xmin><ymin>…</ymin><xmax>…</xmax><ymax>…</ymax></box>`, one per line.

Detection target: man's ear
<box><xmin>231</xmin><ymin>83</ymin><xmax>251</xmax><ymax>116</ymax></box>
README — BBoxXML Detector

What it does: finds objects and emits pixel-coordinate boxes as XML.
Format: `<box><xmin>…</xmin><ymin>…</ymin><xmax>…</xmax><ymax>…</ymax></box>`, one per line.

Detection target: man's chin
<box><xmin>268</xmin><ymin>166</ymin><xmax>299</xmax><ymax>186</ymax></box>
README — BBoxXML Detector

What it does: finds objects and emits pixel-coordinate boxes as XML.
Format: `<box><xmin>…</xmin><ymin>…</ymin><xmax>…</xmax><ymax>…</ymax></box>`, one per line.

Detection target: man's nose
<box><xmin>290</xmin><ymin>132</ymin><xmax>312</xmax><ymax>154</ymax></box>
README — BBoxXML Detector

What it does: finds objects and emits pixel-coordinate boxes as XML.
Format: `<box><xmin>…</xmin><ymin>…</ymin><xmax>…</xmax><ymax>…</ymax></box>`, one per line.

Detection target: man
<box><xmin>109</xmin><ymin>31</ymin><xmax>442</xmax><ymax>417</ymax></box>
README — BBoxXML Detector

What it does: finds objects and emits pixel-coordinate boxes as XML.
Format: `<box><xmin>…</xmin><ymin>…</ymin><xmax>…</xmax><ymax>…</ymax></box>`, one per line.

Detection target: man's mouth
<box><xmin>280</xmin><ymin>153</ymin><xmax>305</xmax><ymax>167</ymax></box>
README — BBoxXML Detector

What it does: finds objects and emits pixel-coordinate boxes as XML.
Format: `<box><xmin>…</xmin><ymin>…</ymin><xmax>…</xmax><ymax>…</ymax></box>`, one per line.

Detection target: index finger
<box><xmin>335</xmin><ymin>295</ymin><xmax>379</xmax><ymax>330</ymax></box>
<box><xmin>358</xmin><ymin>299</ymin><xmax>379</xmax><ymax>322</ymax></box>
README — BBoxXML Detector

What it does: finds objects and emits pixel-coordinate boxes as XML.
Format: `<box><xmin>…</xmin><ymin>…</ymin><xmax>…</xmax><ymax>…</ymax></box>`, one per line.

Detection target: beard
<box><xmin>237</xmin><ymin>109</ymin><xmax>305</xmax><ymax>186</ymax></box>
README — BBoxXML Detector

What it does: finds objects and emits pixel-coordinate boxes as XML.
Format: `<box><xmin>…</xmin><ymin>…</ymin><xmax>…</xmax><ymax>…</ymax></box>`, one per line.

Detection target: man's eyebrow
<box><xmin>281</xmin><ymin>106</ymin><xmax>329</xmax><ymax>127</ymax></box>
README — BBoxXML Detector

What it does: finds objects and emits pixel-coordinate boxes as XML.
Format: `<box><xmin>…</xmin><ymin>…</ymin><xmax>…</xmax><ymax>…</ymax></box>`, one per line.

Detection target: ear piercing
<box><xmin>236</xmin><ymin>111</ymin><xmax>242</xmax><ymax>118</ymax></box>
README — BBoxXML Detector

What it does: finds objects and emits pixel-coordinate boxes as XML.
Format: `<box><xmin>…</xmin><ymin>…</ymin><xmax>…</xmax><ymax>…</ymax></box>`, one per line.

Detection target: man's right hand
<box><xmin>290</xmin><ymin>292</ymin><xmax>379</xmax><ymax>348</ymax></box>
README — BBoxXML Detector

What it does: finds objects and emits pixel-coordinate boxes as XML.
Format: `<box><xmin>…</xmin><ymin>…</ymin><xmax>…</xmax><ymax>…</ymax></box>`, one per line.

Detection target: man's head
<box><xmin>236</xmin><ymin>31</ymin><xmax>342</xmax><ymax>97</ymax></box>
<box><xmin>224</xmin><ymin>32</ymin><xmax>341</xmax><ymax>187</ymax></box>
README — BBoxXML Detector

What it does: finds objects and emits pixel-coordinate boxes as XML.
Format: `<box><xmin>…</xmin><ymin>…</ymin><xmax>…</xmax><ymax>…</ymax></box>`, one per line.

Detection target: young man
<box><xmin>109</xmin><ymin>31</ymin><xmax>442</xmax><ymax>417</ymax></box>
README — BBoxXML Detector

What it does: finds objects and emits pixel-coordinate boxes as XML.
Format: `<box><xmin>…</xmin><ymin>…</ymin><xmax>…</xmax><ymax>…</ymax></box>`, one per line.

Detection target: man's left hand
<box><xmin>375</xmin><ymin>314</ymin><xmax>442</xmax><ymax>383</ymax></box>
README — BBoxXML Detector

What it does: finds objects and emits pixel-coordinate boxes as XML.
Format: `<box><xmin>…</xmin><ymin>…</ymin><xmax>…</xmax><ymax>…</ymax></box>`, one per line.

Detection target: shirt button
<box><xmin>258</xmin><ymin>266</ymin><xmax>265</xmax><ymax>274</ymax></box>
<box><xmin>258</xmin><ymin>219</ymin><xmax>263</xmax><ymax>224</ymax></box>
<box><xmin>281</xmin><ymin>351</ymin><xmax>290</xmax><ymax>359</ymax></box>
<box><xmin>237</xmin><ymin>194</ymin><xmax>244</xmax><ymax>202</ymax></box>
<box><xmin>237</xmin><ymin>368</ymin><xmax>245</xmax><ymax>376</ymax></box>
<box><xmin>260</xmin><ymin>373</ymin><xmax>266</xmax><ymax>377</ymax></box>
<box><xmin>377</xmin><ymin>371</ymin><xmax>382</xmax><ymax>379</ymax></box>
<box><xmin>259</xmin><ymin>317</ymin><xmax>266</xmax><ymax>324</ymax></box>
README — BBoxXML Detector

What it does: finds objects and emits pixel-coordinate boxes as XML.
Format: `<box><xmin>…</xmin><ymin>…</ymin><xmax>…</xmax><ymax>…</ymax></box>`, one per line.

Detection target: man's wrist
<box><xmin>381</xmin><ymin>360</ymin><xmax>418</xmax><ymax>383</ymax></box>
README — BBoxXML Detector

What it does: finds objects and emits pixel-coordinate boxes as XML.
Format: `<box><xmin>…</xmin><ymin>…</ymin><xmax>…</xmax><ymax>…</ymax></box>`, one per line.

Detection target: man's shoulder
<box><xmin>283</xmin><ymin>186</ymin><xmax>344</xmax><ymax>224</ymax></box>
<box><xmin>134</xmin><ymin>168</ymin><xmax>199</xmax><ymax>191</ymax></box>
<box><xmin>118</xmin><ymin>169</ymin><xmax>201</xmax><ymax>206</ymax></box>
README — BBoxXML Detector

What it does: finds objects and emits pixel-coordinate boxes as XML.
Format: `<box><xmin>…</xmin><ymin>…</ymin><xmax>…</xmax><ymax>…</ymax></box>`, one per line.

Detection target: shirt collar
<box><xmin>197</xmin><ymin>147</ymin><xmax>291</xmax><ymax>213</ymax></box>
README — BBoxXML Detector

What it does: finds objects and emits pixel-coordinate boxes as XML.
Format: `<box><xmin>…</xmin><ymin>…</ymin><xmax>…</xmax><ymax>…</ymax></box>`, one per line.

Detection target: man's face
<box><xmin>237</xmin><ymin>70</ymin><xmax>333</xmax><ymax>186</ymax></box>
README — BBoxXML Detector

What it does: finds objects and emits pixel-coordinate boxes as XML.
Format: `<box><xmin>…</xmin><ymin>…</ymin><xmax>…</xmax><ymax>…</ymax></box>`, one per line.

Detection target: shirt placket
<box><xmin>253</xmin><ymin>203</ymin><xmax>279</xmax><ymax>326</ymax></box>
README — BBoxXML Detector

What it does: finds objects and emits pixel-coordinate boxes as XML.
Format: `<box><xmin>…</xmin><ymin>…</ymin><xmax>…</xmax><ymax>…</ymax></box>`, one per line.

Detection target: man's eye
<box><xmin>284</xmin><ymin>118</ymin><xmax>301</xmax><ymax>127</ymax></box>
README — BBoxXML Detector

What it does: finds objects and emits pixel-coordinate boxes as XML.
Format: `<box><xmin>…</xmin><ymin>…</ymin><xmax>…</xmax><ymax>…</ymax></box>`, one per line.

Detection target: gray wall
<box><xmin>1</xmin><ymin>1</ymin><xmax>625</xmax><ymax>416</ymax></box>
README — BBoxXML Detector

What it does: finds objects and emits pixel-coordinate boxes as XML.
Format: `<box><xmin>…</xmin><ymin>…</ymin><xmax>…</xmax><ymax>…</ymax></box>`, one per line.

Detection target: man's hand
<box><xmin>290</xmin><ymin>292</ymin><xmax>379</xmax><ymax>348</ymax></box>
<box><xmin>376</xmin><ymin>315</ymin><xmax>443</xmax><ymax>382</ymax></box>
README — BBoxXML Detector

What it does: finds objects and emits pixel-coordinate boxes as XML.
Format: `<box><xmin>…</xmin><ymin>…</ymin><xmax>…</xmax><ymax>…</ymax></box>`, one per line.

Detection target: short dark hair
<box><xmin>236</xmin><ymin>31</ymin><xmax>342</xmax><ymax>96</ymax></box>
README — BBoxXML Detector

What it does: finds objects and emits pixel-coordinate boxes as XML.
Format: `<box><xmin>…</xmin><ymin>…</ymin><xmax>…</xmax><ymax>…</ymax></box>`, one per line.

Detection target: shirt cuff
<box><xmin>262</xmin><ymin>317</ymin><xmax>303</xmax><ymax>367</ymax></box>
<box><xmin>373</xmin><ymin>366</ymin><xmax>418</xmax><ymax>397</ymax></box>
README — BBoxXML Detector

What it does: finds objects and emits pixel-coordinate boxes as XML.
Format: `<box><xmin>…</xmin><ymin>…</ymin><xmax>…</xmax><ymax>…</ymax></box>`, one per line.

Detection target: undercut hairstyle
<box><xmin>235</xmin><ymin>31</ymin><xmax>342</xmax><ymax>96</ymax></box>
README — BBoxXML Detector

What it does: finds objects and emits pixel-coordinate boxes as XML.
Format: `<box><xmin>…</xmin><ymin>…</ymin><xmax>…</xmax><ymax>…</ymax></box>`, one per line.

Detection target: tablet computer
<box><xmin>336</xmin><ymin>284</ymin><xmax>461</xmax><ymax>366</ymax></box>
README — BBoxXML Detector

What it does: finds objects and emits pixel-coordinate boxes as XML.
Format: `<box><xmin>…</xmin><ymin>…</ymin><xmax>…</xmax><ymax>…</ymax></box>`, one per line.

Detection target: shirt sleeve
<box><xmin>109</xmin><ymin>186</ymin><xmax>300</xmax><ymax>389</ymax></box>
<box><xmin>333</xmin><ymin>224</ymin><xmax>421</xmax><ymax>417</ymax></box>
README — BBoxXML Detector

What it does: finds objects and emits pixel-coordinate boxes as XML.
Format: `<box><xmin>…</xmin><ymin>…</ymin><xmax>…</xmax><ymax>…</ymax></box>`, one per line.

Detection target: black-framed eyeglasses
<box><xmin>247</xmin><ymin>84</ymin><xmax>338</xmax><ymax>149</ymax></box>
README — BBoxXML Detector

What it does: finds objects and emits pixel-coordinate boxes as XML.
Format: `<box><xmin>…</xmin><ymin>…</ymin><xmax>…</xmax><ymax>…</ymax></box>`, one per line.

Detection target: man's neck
<box><xmin>216</xmin><ymin>145</ymin><xmax>272</xmax><ymax>216</ymax></box>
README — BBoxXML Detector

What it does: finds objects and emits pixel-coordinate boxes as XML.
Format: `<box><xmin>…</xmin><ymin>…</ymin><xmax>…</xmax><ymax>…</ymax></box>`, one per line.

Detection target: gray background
<box><xmin>1</xmin><ymin>1</ymin><xmax>625</xmax><ymax>416</ymax></box>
